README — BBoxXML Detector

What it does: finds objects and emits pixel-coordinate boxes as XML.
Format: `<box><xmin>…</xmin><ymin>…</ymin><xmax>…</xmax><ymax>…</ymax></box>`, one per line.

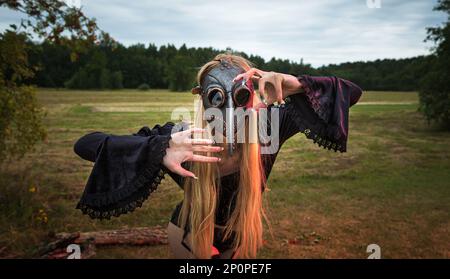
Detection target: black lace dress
<box><xmin>74</xmin><ymin>75</ymin><xmax>362</xmax><ymax>251</ymax></box>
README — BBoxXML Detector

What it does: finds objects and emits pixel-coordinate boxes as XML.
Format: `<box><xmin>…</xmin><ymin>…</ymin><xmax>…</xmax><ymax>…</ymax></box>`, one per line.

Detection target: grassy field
<box><xmin>0</xmin><ymin>89</ymin><xmax>449</xmax><ymax>258</ymax></box>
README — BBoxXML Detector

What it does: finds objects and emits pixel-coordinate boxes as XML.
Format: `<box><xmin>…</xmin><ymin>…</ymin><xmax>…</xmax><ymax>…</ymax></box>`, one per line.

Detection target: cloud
<box><xmin>0</xmin><ymin>0</ymin><xmax>446</xmax><ymax>66</ymax></box>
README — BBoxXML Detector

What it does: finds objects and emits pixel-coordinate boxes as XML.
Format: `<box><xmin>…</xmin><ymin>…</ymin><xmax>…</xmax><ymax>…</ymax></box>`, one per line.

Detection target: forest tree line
<box><xmin>1</xmin><ymin>0</ymin><xmax>448</xmax><ymax>165</ymax></box>
<box><xmin>25</xmin><ymin>41</ymin><xmax>435</xmax><ymax>92</ymax></box>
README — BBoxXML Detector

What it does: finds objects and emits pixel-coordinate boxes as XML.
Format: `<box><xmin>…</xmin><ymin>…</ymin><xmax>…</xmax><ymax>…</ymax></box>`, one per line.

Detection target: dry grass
<box><xmin>0</xmin><ymin>89</ymin><xmax>448</xmax><ymax>259</ymax></box>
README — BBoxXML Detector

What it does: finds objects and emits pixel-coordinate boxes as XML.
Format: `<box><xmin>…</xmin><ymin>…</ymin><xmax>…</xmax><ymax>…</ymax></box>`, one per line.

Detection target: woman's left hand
<box><xmin>233</xmin><ymin>68</ymin><xmax>303</xmax><ymax>107</ymax></box>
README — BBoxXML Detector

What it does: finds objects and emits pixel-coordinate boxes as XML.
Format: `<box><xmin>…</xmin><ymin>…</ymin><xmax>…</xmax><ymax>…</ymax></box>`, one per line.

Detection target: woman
<box><xmin>74</xmin><ymin>54</ymin><xmax>362</xmax><ymax>259</ymax></box>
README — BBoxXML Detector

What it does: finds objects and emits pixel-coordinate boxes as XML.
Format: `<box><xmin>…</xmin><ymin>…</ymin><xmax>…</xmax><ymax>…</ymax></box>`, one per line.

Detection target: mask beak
<box><xmin>225</xmin><ymin>90</ymin><xmax>234</xmax><ymax>156</ymax></box>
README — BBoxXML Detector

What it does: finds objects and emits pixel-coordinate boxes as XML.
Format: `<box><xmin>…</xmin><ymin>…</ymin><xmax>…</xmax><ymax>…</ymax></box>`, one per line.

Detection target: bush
<box><xmin>419</xmin><ymin>63</ymin><xmax>450</xmax><ymax>129</ymax></box>
<box><xmin>0</xmin><ymin>166</ymin><xmax>43</xmax><ymax>227</ymax></box>
<box><xmin>418</xmin><ymin>0</ymin><xmax>450</xmax><ymax>129</ymax></box>
<box><xmin>0</xmin><ymin>31</ymin><xmax>46</xmax><ymax>161</ymax></box>
<box><xmin>137</xmin><ymin>83</ymin><xmax>150</xmax><ymax>91</ymax></box>
<box><xmin>0</xmin><ymin>85</ymin><xmax>47</xmax><ymax>161</ymax></box>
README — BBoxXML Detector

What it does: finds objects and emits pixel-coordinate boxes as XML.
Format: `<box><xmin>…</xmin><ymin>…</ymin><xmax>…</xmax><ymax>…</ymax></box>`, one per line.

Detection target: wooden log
<box><xmin>39</xmin><ymin>226</ymin><xmax>168</xmax><ymax>258</ymax></box>
<box><xmin>38</xmin><ymin>232</ymin><xmax>80</xmax><ymax>257</ymax></box>
<box><xmin>55</xmin><ymin>226</ymin><xmax>168</xmax><ymax>246</ymax></box>
<box><xmin>43</xmin><ymin>241</ymin><xmax>96</xmax><ymax>259</ymax></box>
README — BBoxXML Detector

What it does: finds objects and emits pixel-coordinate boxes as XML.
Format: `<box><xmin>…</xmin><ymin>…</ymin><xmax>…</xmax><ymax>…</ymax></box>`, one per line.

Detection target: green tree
<box><xmin>419</xmin><ymin>0</ymin><xmax>450</xmax><ymax>128</ymax></box>
<box><xmin>99</xmin><ymin>68</ymin><xmax>111</xmax><ymax>89</ymax></box>
<box><xmin>166</xmin><ymin>55</ymin><xmax>195</xmax><ymax>91</ymax></box>
<box><xmin>0</xmin><ymin>0</ymin><xmax>103</xmax><ymax>161</ymax></box>
<box><xmin>110</xmin><ymin>71</ymin><xmax>124</xmax><ymax>89</ymax></box>
<box><xmin>0</xmin><ymin>31</ymin><xmax>46</xmax><ymax>160</ymax></box>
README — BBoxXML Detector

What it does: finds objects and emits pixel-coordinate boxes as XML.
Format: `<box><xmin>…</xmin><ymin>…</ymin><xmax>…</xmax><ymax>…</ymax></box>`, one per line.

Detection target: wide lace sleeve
<box><xmin>74</xmin><ymin>123</ymin><xmax>174</xmax><ymax>219</ymax></box>
<box><xmin>281</xmin><ymin>75</ymin><xmax>362</xmax><ymax>152</ymax></box>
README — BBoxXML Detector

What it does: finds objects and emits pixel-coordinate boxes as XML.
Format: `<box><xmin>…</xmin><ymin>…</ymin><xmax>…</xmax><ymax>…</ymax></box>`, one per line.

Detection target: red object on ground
<box><xmin>211</xmin><ymin>245</ymin><xmax>220</xmax><ymax>257</ymax></box>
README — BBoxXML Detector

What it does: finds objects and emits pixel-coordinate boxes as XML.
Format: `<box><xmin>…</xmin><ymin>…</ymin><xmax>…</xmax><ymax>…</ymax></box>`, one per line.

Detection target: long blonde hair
<box><xmin>178</xmin><ymin>53</ymin><xmax>269</xmax><ymax>258</ymax></box>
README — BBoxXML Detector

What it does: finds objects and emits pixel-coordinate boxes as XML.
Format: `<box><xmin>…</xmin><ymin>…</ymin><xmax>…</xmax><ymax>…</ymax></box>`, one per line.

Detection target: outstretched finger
<box><xmin>233</xmin><ymin>68</ymin><xmax>264</xmax><ymax>82</ymax></box>
<box><xmin>258</xmin><ymin>78</ymin><xmax>268</xmax><ymax>104</ymax></box>
<box><xmin>274</xmin><ymin>75</ymin><xmax>284</xmax><ymax>104</ymax></box>
<box><xmin>190</xmin><ymin>138</ymin><xmax>215</xmax><ymax>145</ymax></box>
<box><xmin>172</xmin><ymin>164</ymin><xmax>197</xmax><ymax>179</ymax></box>
<box><xmin>174</xmin><ymin>128</ymin><xmax>206</xmax><ymax>143</ymax></box>
<box><xmin>233</xmin><ymin>73</ymin><xmax>245</xmax><ymax>82</ymax></box>
<box><xmin>192</xmin><ymin>145</ymin><xmax>223</xmax><ymax>153</ymax></box>
<box><xmin>190</xmin><ymin>154</ymin><xmax>221</xmax><ymax>163</ymax></box>
<box><xmin>233</xmin><ymin>71</ymin><xmax>253</xmax><ymax>82</ymax></box>
<box><xmin>184</xmin><ymin>128</ymin><xmax>206</xmax><ymax>136</ymax></box>
<box><xmin>250</xmin><ymin>75</ymin><xmax>261</xmax><ymax>82</ymax></box>
<box><xmin>176</xmin><ymin>128</ymin><xmax>207</xmax><ymax>144</ymax></box>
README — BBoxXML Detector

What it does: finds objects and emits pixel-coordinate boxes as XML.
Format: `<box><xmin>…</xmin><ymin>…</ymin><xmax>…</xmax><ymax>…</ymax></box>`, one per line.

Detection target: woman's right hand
<box><xmin>162</xmin><ymin>128</ymin><xmax>222</xmax><ymax>179</ymax></box>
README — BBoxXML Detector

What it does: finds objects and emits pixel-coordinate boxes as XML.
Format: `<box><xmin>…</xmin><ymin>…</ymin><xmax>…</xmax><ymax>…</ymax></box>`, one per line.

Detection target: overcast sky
<box><xmin>0</xmin><ymin>0</ymin><xmax>447</xmax><ymax>67</ymax></box>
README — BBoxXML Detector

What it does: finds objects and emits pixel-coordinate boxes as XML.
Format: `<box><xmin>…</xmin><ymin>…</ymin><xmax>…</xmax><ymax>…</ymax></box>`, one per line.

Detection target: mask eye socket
<box><xmin>207</xmin><ymin>88</ymin><xmax>225</xmax><ymax>107</ymax></box>
<box><xmin>233</xmin><ymin>87</ymin><xmax>251</xmax><ymax>107</ymax></box>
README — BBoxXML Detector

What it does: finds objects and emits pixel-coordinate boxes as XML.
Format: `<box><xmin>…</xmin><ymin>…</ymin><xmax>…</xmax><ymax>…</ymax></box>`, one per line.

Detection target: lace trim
<box><xmin>76</xmin><ymin>134</ymin><xmax>172</xmax><ymax>220</ymax></box>
<box><xmin>285</xmin><ymin>99</ymin><xmax>346</xmax><ymax>152</ymax></box>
